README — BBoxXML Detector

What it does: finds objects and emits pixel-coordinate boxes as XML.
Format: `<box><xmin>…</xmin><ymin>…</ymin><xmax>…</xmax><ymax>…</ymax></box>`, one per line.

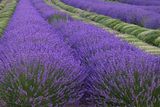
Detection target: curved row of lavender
<box><xmin>105</xmin><ymin>0</ymin><xmax>160</xmax><ymax>14</ymax></box>
<box><xmin>0</xmin><ymin>0</ymin><xmax>84</xmax><ymax>106</ymax></box>
<box><xmin>106</xmin><ymin>0</ymin><xmax>160</xmax><ymax>15</ymax></box>
<box><xmin>33</xmin><ymin>0</ymin><xmax>160</xmax><ymax>106</ymax></box>
<box><xmin>114</xmin><ymin>0</ymin><xmax>160</xmax><ymax>6</ymax></box>
<box><xmin>138</xmin><ymin>6</ymin><xmax>160</xmax><ymax>14</ymax></box>
<box><xmin>61</xmin><ymin>0</ymin><xmax>160</xmax><ymax>29</ymax></box>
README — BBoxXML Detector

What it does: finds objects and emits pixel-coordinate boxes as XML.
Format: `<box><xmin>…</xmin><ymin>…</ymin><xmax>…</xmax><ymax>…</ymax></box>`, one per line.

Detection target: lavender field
<box><xmin>0</xmin><ymin>0</ymin><xmax>160</xmax><ymax>106</ymax></box>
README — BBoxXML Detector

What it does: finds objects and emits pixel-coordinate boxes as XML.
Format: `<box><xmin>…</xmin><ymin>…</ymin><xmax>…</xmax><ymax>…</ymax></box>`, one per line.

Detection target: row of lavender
<box><xmin>0</xmin><ymin>0</ymin><xmax>84</xmax><ymax>106</ymax></box>
<box><xmin>33</xmin><ymin>0</ymin><xmax>160</xmax><ymax>106</ymax></box>
<box><xmin>0</xmin><ymin>0</ymin><xmax>160</xmax><ymax>106</ymax></box>
<box><xmin>138</xmin><ymin>5</ymin><xmax>160</xmax><ymax>14</ymax></box>
<box><xmin>106</xmin><ymin>0</ymin><xmax>160</xmax><ymax>14</ymax></box>
<box><xmin>61</xmin><ymin>0</ymin><xmax>160</xmax><ymax>29</ymax></box>
<box><xmin>113</xmin><ymin>0</ymin><xmax>160</xmax><ymax>6</ymax></box>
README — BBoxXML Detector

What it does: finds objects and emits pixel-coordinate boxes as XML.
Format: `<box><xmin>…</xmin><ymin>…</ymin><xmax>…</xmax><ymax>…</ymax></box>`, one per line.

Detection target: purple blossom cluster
<box><xmin>61</xmin><ymin>0</ymin><xmax>160</xmax><ymax>29</ymax></box>
<box><xmin>0</xmin><ymin>0</ymin><xmax>84</xmax><ymax>106</ymax></box>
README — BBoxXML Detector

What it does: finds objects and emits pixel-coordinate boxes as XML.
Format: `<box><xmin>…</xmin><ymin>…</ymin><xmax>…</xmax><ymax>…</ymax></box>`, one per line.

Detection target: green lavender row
<box><xmin>52</xmin><ymin>0</ymin><xmax>160</xmax><ymax>47</ymax></box>
<box><xmin>0</xmin><ymin>0</ymin><xmax>7</xmax><ymax>10</ymax></box>
<box><xmin>0</xmin><ymin>0</ymin><xmax>17</xmax><ymax>36</ymax></box>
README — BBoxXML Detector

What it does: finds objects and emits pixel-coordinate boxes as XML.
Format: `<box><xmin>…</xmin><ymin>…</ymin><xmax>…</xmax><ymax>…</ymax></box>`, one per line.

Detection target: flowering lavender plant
<box><xmin>0</xmin><ymin>0</ymin><xmax>84</xmax><ymax>106</ymax></box>
<box><xmin>89</xmin><ymin>51</ymin><xmax>160</xmax><ymax>106</ymax></box>
<box><xmin>0</xmin><ymin>62</ymin><xmax>81</xmax><ymax>106</ymax></box>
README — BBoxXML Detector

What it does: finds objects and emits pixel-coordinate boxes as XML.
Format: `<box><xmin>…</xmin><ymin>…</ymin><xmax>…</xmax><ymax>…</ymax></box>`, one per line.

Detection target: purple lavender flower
<box><xmin>61</xmin><ymin>0</ymin><xmax>160</xmax><ymax>29</ymax></box>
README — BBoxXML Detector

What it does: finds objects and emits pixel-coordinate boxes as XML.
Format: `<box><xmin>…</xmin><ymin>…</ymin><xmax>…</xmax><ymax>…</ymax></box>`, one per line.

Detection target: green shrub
<box><xmin>0</xmin><ymin>17</ymin><xmax>9</xmax><ymax>21</ymax></box>
<box><xmin>87</xmin><ymin>14</ymin><xmax>98</xmax><ymax>20</ymax></box>
<box><xmin>58</xmin><ymin>4</ymin><xmax>67</xmax><ymax>10</ymax></box>
<box><xmin>137</xmin><ymin>30</ymin><xmax>160</xmax><ymax>45</ymax></box>
<box><xmin>119</xmin><ymin>25</ymin><xmax>137</xmax><ymax>33</ymax></box>
<box><xmin>48</xmin><ymin>14</ymin><xmax>69</xmax><ymax>24</ymax></box>
<box><xmin>109</xmin><ymin>20</ymin><xmax>121</xmax><ymax>28</ymax></box>
<box><xmin>74</xmin><ymin>8</ymin><xmax>83</xmax><ymax>14</ymax></box>
<box><xmin>0</xmin><ymin>28</ymin><xmax>3</xmax><ymax>35</ymax></box>
<box><xmin>130</xmin><ymin>28</ymin><xmax>148</xmax><ymax>36</ymax></box>
<box><xmin>93</xmin><ymin>15</ymin><xmax>109</xmax><ymax>22</ymax></box>
<box><xmin>0</xmin><ymin>4</ymin><xmax>5</xmax><ymax>9</ymax></box>
<box><xmin>103</xmin><ymin>19</ymin><xmax>118</xmax><ymax>27</ymax></box>
<box><xmin>123</xmin><ymin>27</ymin><xmax>139</xmax><ymax>34</ymax></box>
<box><xmin>0</xmin><ymin>0</ymin><xmax>17</xmax><ymax>37</ymax></box>
<box><xmin>97</xmin><ymin>17</ymin><xmax>109</xmax><ymax>23</ymax></box>
<box><xmin>64</xmin><ymin>6</ymin><xmax>76</xmax><ymax>13</ymax></box>
<box><xmin>155</xmin><ymin>37</ymin><xmax>160</xmax><ymax>47</ymax></box>
<box><xmin>113</xmin><ymin>23</ymin><xmax>128</xmax><ymax>31</ymax></box>
<box><xmin>80</xmin><ymin>12</ymin><xmax>91</xmax><ymax>17</ymax></box>
<box><xmin>0</xmin><ymin>20</ymin><xmax>7</xmax><ymax>29</ymax></box>
<box><xmin>3</xmin><ymin>5</ymin><xmax>15</xmax><ymax>11</ymax></box>
<box><xmin>0</xmin><ymin>12</ymin><xmax>11</xmax><ymax>18</ymax></box>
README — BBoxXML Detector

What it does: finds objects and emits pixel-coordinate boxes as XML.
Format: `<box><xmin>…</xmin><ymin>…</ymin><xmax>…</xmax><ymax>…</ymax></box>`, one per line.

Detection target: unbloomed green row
<box><xmin>0</xmin><ymin>0</ymin><xmax>17</xmax><ymax>36</ymax></box>
<box><xmin>0</xmin><ymin>0</ymin><xmax>7</xmax><ymax>10</ymax></box>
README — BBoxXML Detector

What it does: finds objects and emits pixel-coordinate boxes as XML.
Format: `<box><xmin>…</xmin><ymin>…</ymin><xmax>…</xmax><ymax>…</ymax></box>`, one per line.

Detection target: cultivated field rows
<box><xmin>0</xmin><ymin>0</ymin><xmax>160</xmax><ymax>106</ymax></box>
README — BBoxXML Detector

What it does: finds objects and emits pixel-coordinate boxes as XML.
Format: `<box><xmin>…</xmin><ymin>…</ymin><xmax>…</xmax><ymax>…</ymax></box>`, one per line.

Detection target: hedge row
<box><xmin>52</xmin><ymin>0</ymin><xmax>160</xmax><ymax>47</ymax></box>
<box><xmin>0</xmin><ymin>0</ymin><xmax>17</xmax><ymax>36</ymax></box>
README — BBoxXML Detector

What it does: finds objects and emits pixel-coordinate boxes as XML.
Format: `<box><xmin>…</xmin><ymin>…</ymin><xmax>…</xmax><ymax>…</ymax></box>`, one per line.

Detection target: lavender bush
<box><xmin>90</xmin><ymin>51</ymin><xmax>160</xmax><ymax>106</ymax></box>
<box><xmin>0</xmin><ymin>63</ymin><xmax>82</xmax><ymax>106</ymax></box>
<box><xmin>0</xmin><ymin>0</ymin><xmax>84</xmax><ymax>106</ymax></box>
<box><xmin>0</xmin><ymin>0</ymin><xmax>6</xmax><ymax>10</ymax></box>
